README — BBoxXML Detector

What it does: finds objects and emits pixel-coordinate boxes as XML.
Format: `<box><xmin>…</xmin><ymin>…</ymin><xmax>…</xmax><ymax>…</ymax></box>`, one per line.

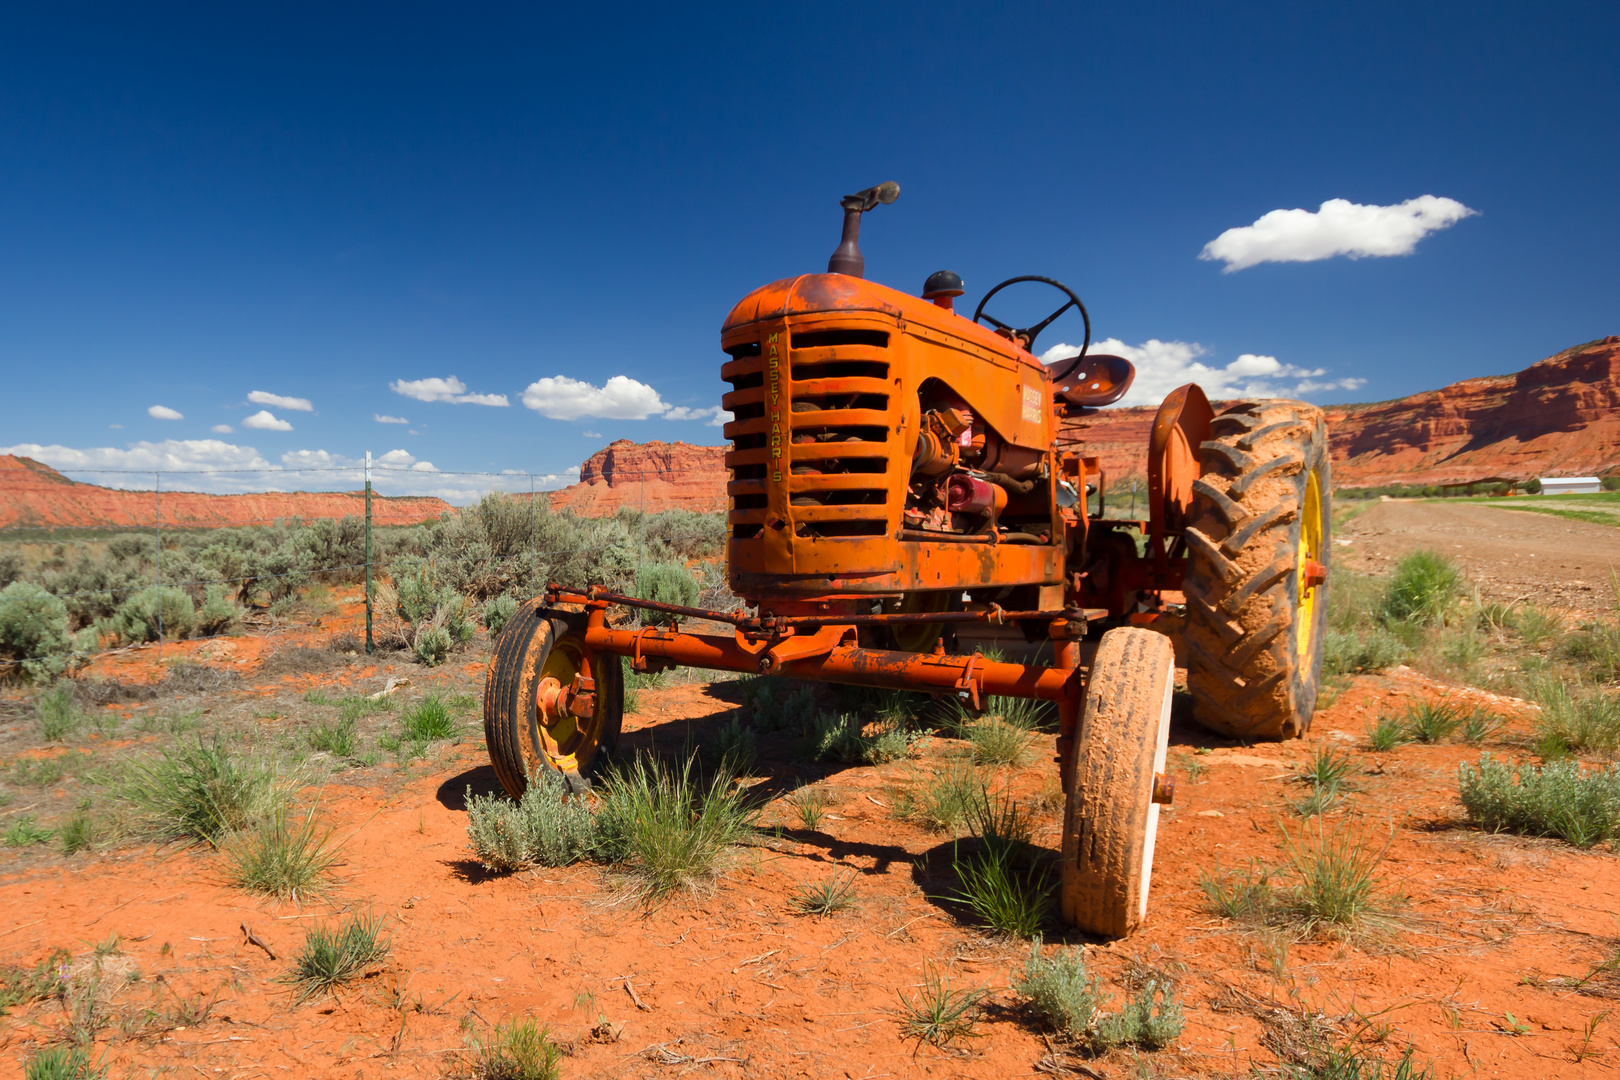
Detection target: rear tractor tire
<box><xmin>483</xmin><ymin>602</ymin><xmax>624</xmax><ymax>799</ymax></box>
<box><xmin>1183</xmin><ymin>400</ymin><xmax>1331</xmax><ymax>740</ymax></box>
<box><xmin>1060</xmin><ymin>627</ymin><xmax>1175</xmax><ymax>938</ymax></box>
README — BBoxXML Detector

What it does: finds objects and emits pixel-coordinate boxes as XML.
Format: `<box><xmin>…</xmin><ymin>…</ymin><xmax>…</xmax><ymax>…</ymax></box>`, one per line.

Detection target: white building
<box><xmin>1539</xmin><ymin>476</ymin><xmax>1602</xmax><ymax>495</ymax></box>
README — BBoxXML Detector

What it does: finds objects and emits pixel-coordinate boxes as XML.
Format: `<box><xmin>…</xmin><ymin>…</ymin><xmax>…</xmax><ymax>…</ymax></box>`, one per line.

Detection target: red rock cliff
<box><xmin>0</xmin><ymin>456</ymin><xmax>453</xmax><ymax>529</ymax></box>
<box><xmin>546</xmin><ymin>440</ymin><xmax>728</xmax><ymax>515</ymax></box>
<box><xmin>1061</xmin><ymin>336</ymin><xmax>1620</xmax><ymax>488</ymax></box>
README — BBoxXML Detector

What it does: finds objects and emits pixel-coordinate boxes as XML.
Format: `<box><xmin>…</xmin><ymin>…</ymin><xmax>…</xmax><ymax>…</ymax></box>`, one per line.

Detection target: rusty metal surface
<box><xmin>583</xmin><ymin>620</ymin><xmax>1079</xmax><ymax>704</ymax></box>
<box><xmin>1147</xmin><ymin>383</ymin><xmax>1214</xmax><ymax>572</ymax></box>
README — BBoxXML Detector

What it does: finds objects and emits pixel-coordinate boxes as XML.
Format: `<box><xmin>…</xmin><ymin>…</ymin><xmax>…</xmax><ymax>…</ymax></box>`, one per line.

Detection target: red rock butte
<box><xmin>0</xmin><ymin>456</ymin><xmax>453</xmax><ymax>530</ymax></box>
<box><xmin>546</xmin><ymin>439</ymin><xmax>728</xmax><ymax>515</ymax></box>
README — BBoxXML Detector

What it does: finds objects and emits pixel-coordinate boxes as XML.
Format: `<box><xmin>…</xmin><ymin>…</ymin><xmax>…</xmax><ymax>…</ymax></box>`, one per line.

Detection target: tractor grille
<box><xmin>722</xmin><ymin>324</ymin><xmax>896</xmax><ymax>543</ymax></box>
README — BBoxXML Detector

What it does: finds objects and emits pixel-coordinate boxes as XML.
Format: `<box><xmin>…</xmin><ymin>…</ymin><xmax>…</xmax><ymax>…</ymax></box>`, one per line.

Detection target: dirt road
<box><xmin>1337</xmin><ymin>499</ymin><xmax>1620</xmax><ymax>608</ymax></box>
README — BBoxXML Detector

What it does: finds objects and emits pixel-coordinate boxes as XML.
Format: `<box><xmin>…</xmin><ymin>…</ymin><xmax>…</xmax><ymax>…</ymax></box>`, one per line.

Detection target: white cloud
<box><xmin>148</xmin><ymin>405</ymin><xmax>183</xmax><ymax>420</ymax></box>
<box><xmin>390</xmin><ymin>376</ymin><xmax>509</xmax><ymax>406</ymax></box>
<box><xmin>1041</xmin><ymin>338</ymin><xmax>1365</xmax><ymax>407</ymax></box>
<box><xmin>374</xmin><ymin>414</ymin><xmax>409</xmax><ymax>424</ymax></box>
<box><xmin>581</xmin><ymin>430</ymin><xmax>601</xmax><ymax>438</ymax></box>
<box><xmin>664</xmin><ymin>405</ymin><xmax>734</xmax><ymax>427</ymax></box>
<box><xmin>522</xmin><ymin>375</ymin><xmax>668</xmax><ymax>420</ymax></box>
<box><xmin>566</xmin><ymin>465</ymin><xmax>581</xmax><ymax>475</ymax></box>
<box><xmin>109</xmin><ymin>424</ymin><xmax>122</xmax><ymax>430</ymax></box>
<box><xmin>0</xmin><ymin>440</ymin><xmax>571</xmax><ymax>504</ymax></box>
<box><xmin>248</xmin><ymin>390</ymin><xmax>314</xmax><ymax>412</ymax></box>
<box><xmin>521</xmin><ymin>374</ymin><xmax>732</xmax><ymax>425</ymax></box>
<box><xmin>1200</xmin><ymin>195</ymin><xmax>1478</xmax><ymax>272</ymax></box>
<box><xmin>211</xmin><ymin>424</ymin><xmax>235</xmax><ymax>434</ymax></box>
<box><xmin>242</xmin><ymin>410</ymin><xmax>293</xmax><ymax>432</ymax></box>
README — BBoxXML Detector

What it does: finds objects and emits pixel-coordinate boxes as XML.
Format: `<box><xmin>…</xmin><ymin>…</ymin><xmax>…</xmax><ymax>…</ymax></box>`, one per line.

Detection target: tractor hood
<box><xmin>722</xmin><ymin>274</ymin><xmax>1043</xmax><ymax>372</ymax></box>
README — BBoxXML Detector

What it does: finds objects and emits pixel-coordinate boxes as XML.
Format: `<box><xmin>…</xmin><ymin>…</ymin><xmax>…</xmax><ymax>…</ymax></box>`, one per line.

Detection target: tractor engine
<box><xmin>720</xmin><ymin>192</ymin><xmax>1076</xmax><ymax>608</ymax></box>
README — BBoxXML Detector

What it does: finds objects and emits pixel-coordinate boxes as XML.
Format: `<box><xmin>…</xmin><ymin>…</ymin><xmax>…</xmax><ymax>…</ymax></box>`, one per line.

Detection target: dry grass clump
<box><xmin>1200</xmin><ymin>819</ymin><xmax>1400</xmax><ymax>938</ymax></box>
<box><xmin>284</xmin><ymin>913</ymin><xmax>390</xmax><ymax>1002</ymax></box>
<box><xmin>897</xmin><ymin>963</ymin><xmax>986</xmax><ymax>1047</ymax></box>
<box><xmin>469</xmin><ymin>1016</ymin><xmax>563</xmax><ymax>1080</ymax></box>
<box><xmin>222</xmin><ymin>804</ymin><xmax>343</xmax><ymax>899</ymax></box>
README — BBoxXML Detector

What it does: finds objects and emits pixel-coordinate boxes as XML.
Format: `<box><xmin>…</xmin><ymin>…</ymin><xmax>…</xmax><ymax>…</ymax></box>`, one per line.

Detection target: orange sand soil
<box><xmin>3</xmin><ymin>663</ymin><xmax>1617</xmax><ymax>1078</ymax></box>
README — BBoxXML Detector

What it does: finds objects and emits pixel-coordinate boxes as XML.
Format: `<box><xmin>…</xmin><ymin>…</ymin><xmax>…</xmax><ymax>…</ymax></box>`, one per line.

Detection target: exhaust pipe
<box><xmin>827</xmin><ymin>181</ymin><xmax>900</xmax><ymax>278</ymax></box>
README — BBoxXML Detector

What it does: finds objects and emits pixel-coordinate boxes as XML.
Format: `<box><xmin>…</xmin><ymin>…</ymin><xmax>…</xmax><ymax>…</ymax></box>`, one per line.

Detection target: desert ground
<box><xmin>2</xmin><ymin>500</ymin><xmax>1618</xmax><ymax>1080</ymax></box>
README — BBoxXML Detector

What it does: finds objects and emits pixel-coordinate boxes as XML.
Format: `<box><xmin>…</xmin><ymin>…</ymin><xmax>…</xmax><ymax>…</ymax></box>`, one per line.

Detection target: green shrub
<box><xmin>286</xmin><ymin>913</ymin><xmax>390</xmax><ymax>1002</ymax></box>
<box><xmin>305</xmin><ymin>716</ymin><xmax>357</xmax><ymax>758</ymax></box>
<box><xmin>895</xmin><ymin>761</ymin><xmax>983</xmax><ymax>834</ymax></box>
<box><xmin>470</xmin><ymin>1016</ymin><xmax>562</xmax><ymax>1080</ymax></box>
<box><xmin>1405</xmin><ymin>700</ymin><xmax>1464</xmax><ymax>744</ymax></box>
<box><xmin>810</xmin><ymin>712</ymin><xmax>918</xmax><ymax>765</ymax></box>
<box><xmin>23</xmin><ymin>1045</ymin><xmax>104</xmax><ymax>1080</ymax></box>
<box><xmin>1096</xmin><ymin>979</ymin><xmax>1185</xmax><ymax>1050</ymax></box>
<box><xmin>1199</xmin><ymin>860</ymin><xmax>1274</xmax><ymax>922</ymax></box>
<box><xmin>1529</xmin><ymin>681</ymin><xmax>1620</xmax><ymax>757</ymax></box>
<box><xmin>965</xmin><ymin>717</ymin><xmax>1034</xmax><ymax>767</ymax></box>
<box><xmin>1015</xmin><ymin>941</ymin><xmax>1104</xmax><ymax>1040</ymax></box>
<box><xmin>35</xmin><ymin>683</ymin><xmax>82</xmax><ymax>741</ymax></box>
<box><xmin>950</xmin><ymin>837</ymin><xmax>1050</xmax><ymax>937</ymax></box>
<box><xmin>195</xmin><ymin>585</ymin><xmax>242</xmax><ymax>637</ymax></box>
<box><xmin>119</xmin><ymin>736</ymin><xmax>284</xmax><ymax>844</ymax></box>
<box><xmin>1323</xmin><ymin>628</ymin><xmax>1406</xmax><ymax>677</ymax></box>
<box><xmin>482</xmin><ymin>594</ymin><xmax>520</xmax><ymax>637</ymax></box>
<box><xmin>739</xmin><ymin>677</ymin><xmax>818</xmax><ymax>734</ymax></box>
<box><xmin>59</xmin><ymin>813</ymin><xmax>96</xmax><ymax>855</ymax></box>
<box><xmin>595</xmin><ymin>754</ymin><xmax>758</xmax><ymax>900</ymax></box>
<box><xmin>109</xmin><ymin>585</ymin><xmax>196</xmax><ymax>642</ymax></box>
<box><xmin>4</xmin><ymin>815</ymin><xmax>54</xmax><ymax>847</ymax></box>
<box><xmin>705</xmin><ymin>715</ymin><xmax>757</xmax><ymax>775</ymax></box>
<box><xmin>465</xmin><ymin>771</ymin><xmax>600</xmax><ymax>872</ymax></box>
<box><xmin>0</xmin><ymin>581</ymin><xmax>76</xmax><ymax>682</ymax></box>
<box><xmin>1015</xmin><ymin>942</ymin><xmax>1184</xmax><ymax>1050</ymax></box>
<box><xmin>1</xmin><ymin>947</ymin><xmax>70</xmax><ymax>1016</ymax></box>
<box><xmin>1514</xmin><ymin>606</ymin><xmax>1563</xmax><ymax>648</ymax></box>
<box><xmin>1366</xmin><ymin>714</ymin><xmax>1409</xmax><ymax>752</ymax></box>
<box><xmin>401</xmin><ymin>694</ymin><xmax>459</xmax><ymax>742</ymax></box>
<box><xmin>1458</xmin><ymin>754</ymin><xmax>1620</xmax><ymax>848</ymax></box>
<box><xmin>632</xmin><ymin>562</ymin><xmax>699</xmax><ymax>623</ymax></box>
<box><xmin>1564</xmin><ymin>621</ymin><xmax>1620</xmax><ymax>682</ymax></box>
<box><xmin>1381</xmin><ymin>551</ymin><xmax>1461</xmax><ymax>625</ymax></box>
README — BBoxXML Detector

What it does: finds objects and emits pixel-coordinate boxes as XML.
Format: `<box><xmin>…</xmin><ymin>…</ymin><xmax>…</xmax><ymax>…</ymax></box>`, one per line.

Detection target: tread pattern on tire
<box><xmin>1061</xmin><ymin>627</ymin><xmax>1174</xmax><ymax>939</ymax></box>
<box><xmin>1182</xmin><ymin>400</ymin><xmax>1330</xmax><ymax>740</ymax></box>
<box><xmin>483</xmin><ymin>603</ymin><xmax>623</xmax><ymax>799</ymax></box>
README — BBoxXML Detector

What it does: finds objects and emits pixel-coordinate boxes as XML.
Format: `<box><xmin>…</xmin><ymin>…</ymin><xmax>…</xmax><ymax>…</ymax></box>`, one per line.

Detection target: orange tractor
<box><xmin>484</xmin><ymin>183</ymin><xmax>1332</xmax><ymax>938</ymax></box>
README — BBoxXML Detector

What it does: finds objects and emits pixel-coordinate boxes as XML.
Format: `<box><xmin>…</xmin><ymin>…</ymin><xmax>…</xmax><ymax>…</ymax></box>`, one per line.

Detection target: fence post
<box><xmin>365</xmin><ymin>451</ymin><xmax>374</xmax><ymax>655</ymax></box>
<box><xmin>155</xmin><ymin>470</ymin><xmax>162</xmax><ymax>663</ymax></box>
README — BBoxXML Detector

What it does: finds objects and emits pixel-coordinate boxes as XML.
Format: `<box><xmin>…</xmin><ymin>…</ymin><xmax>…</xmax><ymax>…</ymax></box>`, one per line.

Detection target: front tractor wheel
<box><xmin>483</xmin><ymin>603</ymin><xmax>624</xmax><ymax>799</ymax></box>
<box><xmin>1183</xmin><ymin>400</ymin><xmax>1331</xmax><ymax>740</ymax></box>
<box><xmin>1060</xmin><ymin>627</ymin><xmax>1175</xmax><ymax>938</ymax></box>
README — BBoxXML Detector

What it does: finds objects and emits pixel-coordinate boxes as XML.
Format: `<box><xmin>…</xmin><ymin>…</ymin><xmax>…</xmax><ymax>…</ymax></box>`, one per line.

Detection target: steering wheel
<box><xmin>972</xmin><ymin>275</ymin><xmax>1091</xmax><ymax>358</ymax></box>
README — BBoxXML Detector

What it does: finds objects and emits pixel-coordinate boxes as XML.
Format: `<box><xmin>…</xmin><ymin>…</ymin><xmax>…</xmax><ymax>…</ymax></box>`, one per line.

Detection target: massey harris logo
<box><xmin>768</xmin><ymin>331</ymin><xmax>783</xmax><ymax>483</ymax></box>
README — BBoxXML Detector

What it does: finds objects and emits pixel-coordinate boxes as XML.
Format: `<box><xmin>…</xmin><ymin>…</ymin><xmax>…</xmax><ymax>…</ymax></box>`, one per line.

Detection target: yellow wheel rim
<box><xmin>534</xmin><ymin>637</ymin><xmax>601</xmax><ymax>773</ymax></box>
<box><xmin>1295</xmin><ymin>468</ymin><xmax>1324</xmax><ymax>661</ymax></box>
<box><xmin>886</xmin><ymin>591</ymin><xmax>952</xmax><ymax>653</ymax></box>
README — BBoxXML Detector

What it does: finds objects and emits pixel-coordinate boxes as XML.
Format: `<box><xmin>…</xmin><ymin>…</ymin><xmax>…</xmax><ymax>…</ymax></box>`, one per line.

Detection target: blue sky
<box><xmin>2</xmin><ymin>2</ymin><xmax>1616</xmax><ymax>501</ymax></box>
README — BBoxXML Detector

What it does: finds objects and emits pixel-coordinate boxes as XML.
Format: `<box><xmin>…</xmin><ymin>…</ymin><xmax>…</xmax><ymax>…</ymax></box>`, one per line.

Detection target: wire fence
<box><xmin>0</xmin><ymin>456</ymin><xmax>733</xmax><ymax>675</ymax></box>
